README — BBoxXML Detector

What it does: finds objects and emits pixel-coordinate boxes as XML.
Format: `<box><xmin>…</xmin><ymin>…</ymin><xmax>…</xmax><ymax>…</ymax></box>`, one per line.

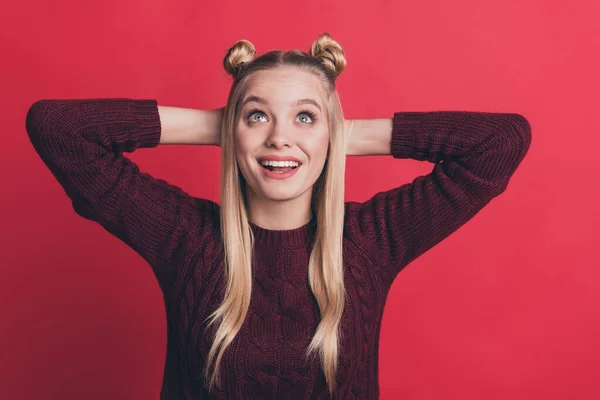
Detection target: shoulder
<box><xmin>177</xmin><ymin>196</ymin><xmax>222</xmax><ymax>248</ymax></box>
<box><xmin>342</xmin><ymin>201</ymin><xmax>378</xmax><ymax>260</ymax></box>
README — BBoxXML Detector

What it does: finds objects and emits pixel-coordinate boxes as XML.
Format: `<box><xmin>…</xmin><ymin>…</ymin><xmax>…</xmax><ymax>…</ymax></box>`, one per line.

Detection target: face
<box><xmin>235</xmin><ymin>67</ymin><xmax>330</xmax><ymax>203</ymax></box>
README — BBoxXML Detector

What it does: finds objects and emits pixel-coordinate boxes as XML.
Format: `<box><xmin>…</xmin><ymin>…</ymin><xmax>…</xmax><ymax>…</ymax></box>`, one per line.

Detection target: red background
<box><xmin>2</xmin><ymin>0</ymin><xmax>599</xmax><ymax>399</ymax></box>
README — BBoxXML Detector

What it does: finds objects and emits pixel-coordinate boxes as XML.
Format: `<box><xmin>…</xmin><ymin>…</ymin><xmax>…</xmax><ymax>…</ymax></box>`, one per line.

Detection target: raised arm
<box><xmin>25</xmin><ymin>98</ymin><xmax>222</xmax><ymax>299</ymax></box>
<box><xmin>157</xmin><ymin>104</ymin><xmax>222</xmax><ymax>146</ymax></box>
<box><xmin>344</xmin><ymin>111</ymin><xmax>532</xmax><ymax>287</ymax></box>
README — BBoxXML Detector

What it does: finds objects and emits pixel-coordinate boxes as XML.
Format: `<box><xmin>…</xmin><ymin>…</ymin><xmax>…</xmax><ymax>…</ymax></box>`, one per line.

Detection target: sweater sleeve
<box><xmin>344</xmin><ymin>111</ymin><xmax>532</xmax><ymax>287</ymax></box>
<box><xmin>25</xmin><ymin>98</ymin><xmax>218</xmax><ymax>298</ymax></box>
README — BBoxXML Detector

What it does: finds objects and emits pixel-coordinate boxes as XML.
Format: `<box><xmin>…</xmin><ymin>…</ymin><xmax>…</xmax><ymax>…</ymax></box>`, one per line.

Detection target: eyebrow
<box><xmin>242</xmin><ymin>95</ymin><xmax>322</xmax><ymax>112</ymax></box>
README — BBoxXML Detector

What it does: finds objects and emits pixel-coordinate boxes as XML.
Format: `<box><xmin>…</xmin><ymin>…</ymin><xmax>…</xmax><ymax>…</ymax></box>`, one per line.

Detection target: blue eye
<box><xmin>297</xmin><ymin>111</ymin><xmax>316</xmax><ymax>123</ymax></box>
<box><xmin>248</xmin><ymin>110</ymin><xmax>266</xmax><ymax>122</ymax></box>
<box><xmin>246</xmin><ymin>108</ymin><xmax>317</xmax><ymax>124</ymax></box>
<box><xmin>246</xmin><ymin>108</ymin><xmax>264</xmax><ymax>122</ymax></box>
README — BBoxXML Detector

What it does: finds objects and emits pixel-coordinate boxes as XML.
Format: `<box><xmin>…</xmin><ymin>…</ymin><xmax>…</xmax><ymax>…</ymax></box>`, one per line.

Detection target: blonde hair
<box><xmin>201</xmin><ymin>32</ymin><xmax>348</xmax><ymax>397</ymax></box>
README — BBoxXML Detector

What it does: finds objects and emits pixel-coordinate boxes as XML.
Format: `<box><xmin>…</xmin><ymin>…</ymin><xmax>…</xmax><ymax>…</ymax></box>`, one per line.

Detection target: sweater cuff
<box><xmin>391</xmin><ymin>112</ymin><xmax>422</xmax><ymax>159</ymax></box>
<box><xmin>133</xmin><ymin>99</ymin><xmax>162</xmax><ymax>148</ymax></box>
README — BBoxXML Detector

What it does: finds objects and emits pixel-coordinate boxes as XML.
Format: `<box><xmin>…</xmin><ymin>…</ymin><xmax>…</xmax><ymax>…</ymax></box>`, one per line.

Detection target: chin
<box><xmin>260</xmin><ymin>187</ymin><xmax>300</xmax><ymax>201</ymax></box>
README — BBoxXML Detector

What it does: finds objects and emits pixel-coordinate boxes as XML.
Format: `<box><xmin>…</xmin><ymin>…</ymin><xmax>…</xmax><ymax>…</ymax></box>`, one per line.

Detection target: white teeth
<box><xmin>260</xmin><ymin>160</ymin><xmax>299</xmax><ymax>167</ymax></box>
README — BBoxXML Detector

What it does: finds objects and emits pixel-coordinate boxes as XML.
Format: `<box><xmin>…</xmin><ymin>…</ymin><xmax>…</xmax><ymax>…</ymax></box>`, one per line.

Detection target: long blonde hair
<box><xmin>201</xmin><ymin>32</ymin><xmax>349</xmax><ymax>397</ymax></box>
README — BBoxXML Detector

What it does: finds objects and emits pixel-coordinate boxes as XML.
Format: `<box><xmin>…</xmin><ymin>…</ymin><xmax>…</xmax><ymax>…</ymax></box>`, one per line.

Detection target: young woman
<box><xmin>26</xmin><ymin>33</ymin><xmax>531</xmax><ymax>399</ymax></box>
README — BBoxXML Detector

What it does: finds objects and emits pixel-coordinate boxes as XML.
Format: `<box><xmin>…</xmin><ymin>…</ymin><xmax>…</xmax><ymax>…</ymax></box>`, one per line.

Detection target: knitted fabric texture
<box><xmin>26</xmin><ymin>98</ymin><xmax>531</xmax><ymax>399</ymax></box>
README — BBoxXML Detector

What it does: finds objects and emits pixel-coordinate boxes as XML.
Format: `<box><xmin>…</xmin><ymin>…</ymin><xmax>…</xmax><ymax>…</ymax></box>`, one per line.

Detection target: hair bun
<box><xmin>223</xmin><ymin>39</ymin><xmax>256</xmax><ymax>79</ymax></box>
<box><xmin>309</xmin><ymin>33</ymin><xmax>346</xmax><ymax>79</ymax></box>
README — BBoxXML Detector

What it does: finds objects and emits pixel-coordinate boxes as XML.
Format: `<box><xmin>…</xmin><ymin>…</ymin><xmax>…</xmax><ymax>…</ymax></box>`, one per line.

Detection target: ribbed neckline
<box><xmin>249</xmin><ymin>216</ymin><xmax>317</xmax><ymax>248</ymax></box>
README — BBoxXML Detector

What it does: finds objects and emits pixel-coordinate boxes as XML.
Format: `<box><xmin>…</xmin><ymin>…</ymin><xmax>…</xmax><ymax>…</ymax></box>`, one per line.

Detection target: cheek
<box><xmin>235</xmin><ymin>123</ymin><xmax>267</xmax><ymax>150</ymax></box>
<box><xmin>307</xmin><ymin>130</ymin><xmax>330</xmax><ymax>161</ymax></box>
<box><xmin>234</xmin><ymin>133</ymin><xmax>264</xmax><ymax>180</ymax></box>
<box><xmin>234</xmin><ymin>131</ymin><xmax>257</xmax><ymax>159</ymax></box>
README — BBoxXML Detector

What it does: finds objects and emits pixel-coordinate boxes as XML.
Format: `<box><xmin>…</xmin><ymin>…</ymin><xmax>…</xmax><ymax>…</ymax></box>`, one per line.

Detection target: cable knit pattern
<box><xmin>25</xmin><ymin>98</ymin><xmax>531</xmax><ymax>399</ymax></box>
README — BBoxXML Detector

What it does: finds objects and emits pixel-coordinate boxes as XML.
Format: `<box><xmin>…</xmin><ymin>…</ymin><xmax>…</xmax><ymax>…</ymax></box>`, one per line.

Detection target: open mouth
<box><xmin>258</xmin><ymin>160</ymin><xmax>301</xmax><ymax>174</ymax></box>
<box><xmin>260</xmin><ymin>163</ymin><xmax>299</xmax><ymax>173</ymax></box>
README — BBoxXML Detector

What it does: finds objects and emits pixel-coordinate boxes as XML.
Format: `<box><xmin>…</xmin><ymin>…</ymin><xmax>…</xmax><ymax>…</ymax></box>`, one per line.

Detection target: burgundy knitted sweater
<box><xmin>25</xmin><ymin>98</ymin><xmax>531</xmax><ymax>399</ymax></box>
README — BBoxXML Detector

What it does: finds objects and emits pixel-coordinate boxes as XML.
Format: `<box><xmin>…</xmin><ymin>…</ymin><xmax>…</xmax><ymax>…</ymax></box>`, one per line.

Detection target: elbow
<box><xmin>507</xmin><ymin>113</ymin><xmax>532</xmax><ymax>159</ymax></box>
<box><xmin>25</xmin><ymin>99</ymin><xmax>70</xmax><ymax>160</ymax></box>
<box><xmin>25</xmin><ymin>100</ymin><xmax>58</xmax><ymax>139</ymax></box>
<box><xmin>487</xmin><ymin>113</ymin><xmax>533</xmax><ymax>193</ymax></box>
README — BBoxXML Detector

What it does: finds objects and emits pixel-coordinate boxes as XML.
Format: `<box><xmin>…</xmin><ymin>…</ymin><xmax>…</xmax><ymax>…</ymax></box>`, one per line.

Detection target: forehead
<box><xmin>243</xmin><ymin>68</ymin><xmax>325</xmax><ymax>108</ymax></box>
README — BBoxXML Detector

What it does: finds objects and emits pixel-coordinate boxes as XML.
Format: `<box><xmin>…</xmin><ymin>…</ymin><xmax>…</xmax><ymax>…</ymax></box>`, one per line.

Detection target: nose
<box><xmin>265</xmin><ymin>121</ymin><xmax>292</xmax><ymax>149</ymax></box>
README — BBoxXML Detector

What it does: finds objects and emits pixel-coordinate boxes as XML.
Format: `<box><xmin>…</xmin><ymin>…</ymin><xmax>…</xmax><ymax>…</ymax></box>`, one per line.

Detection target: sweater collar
<box><xmin>249</xmin><ymin>216</ymin><xmax>317</xmax><ymax>248</ymax></box>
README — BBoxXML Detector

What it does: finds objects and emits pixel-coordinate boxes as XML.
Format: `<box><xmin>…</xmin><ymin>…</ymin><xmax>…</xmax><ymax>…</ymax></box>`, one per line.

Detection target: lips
<box><xmin>258</xmin><ymin>159</ymin><xmax>301</xmax><ymax>180</ymax></box>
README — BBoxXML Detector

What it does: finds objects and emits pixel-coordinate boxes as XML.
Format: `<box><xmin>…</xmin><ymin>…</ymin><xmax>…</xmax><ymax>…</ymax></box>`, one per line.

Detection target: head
<box><xmin>235</xmin><ymin>67</ymin><xmax>330</xmax><ymax>208</ymax></box>
<box><xmin>222</xmin><ymin>35</ymin><xmax>347</xmax><ymax>215</ymax></box>
<box><xmin>202</xmin><ymin>33</ymin><xmax>348</xmax><ymax>397</ymax></box>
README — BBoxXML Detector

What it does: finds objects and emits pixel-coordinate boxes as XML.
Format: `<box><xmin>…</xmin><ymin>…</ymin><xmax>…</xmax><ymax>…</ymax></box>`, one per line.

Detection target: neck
<box><xmin>246</xmin><ymin>187</ymin><xmax>314</xmax><ymax>230</ymax></box>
